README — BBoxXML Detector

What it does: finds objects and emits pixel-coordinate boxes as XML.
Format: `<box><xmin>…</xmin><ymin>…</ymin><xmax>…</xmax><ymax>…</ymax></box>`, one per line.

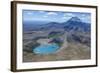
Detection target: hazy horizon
<box><xmin>23</xmin><ymin>10</ymin><xmax>91</xmax><ymax>24</ymax></box>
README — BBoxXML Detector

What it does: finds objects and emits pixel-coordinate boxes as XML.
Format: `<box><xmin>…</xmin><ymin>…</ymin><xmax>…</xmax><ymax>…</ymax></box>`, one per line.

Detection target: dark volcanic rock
<box><xmin>63</xmin><ymin>17</ymin><xmax>90</xmax><ymax>32</ymax></box>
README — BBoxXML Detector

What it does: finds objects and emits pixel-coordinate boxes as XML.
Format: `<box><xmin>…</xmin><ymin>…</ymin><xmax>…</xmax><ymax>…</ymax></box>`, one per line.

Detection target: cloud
<box><xmin>43</xmin><ymin>15</ymin><xmax>48</xmax><ymax>18</ymax></box>
<box><xmin>64</xmin><ymin>13</ymin><xmax>75</xmax><ymax>17</ymax></box>
<box><xmin>47</xmin><ymin>12</ymin><xmax>58</xmax><ymax>15</ymax></box>
<box><xmin>81</xmin><ymin>14</ymin><xmax>89</xmax><ymax>17</ymax></box>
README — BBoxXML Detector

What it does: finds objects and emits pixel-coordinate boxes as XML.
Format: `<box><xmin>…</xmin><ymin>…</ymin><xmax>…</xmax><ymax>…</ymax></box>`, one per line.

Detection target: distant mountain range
<box><xmin>23</xmin><ymin>16</ymin><xmax>91</xmax><ymax>32</ymax></box>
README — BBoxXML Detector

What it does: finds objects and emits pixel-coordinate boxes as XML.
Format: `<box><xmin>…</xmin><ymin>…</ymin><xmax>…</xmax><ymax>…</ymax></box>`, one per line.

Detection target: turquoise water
<box><xmin>33</xmin><ymin>43</ymin><xmax>59</xmax><ymax>54</ymax></box>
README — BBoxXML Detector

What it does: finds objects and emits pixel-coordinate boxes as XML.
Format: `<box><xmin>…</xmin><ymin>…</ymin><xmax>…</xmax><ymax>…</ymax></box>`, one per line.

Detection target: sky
<box><xmin>23</xmin><ymin>10</ymin><xmax>91</xmax><ymax>23</ymax></box>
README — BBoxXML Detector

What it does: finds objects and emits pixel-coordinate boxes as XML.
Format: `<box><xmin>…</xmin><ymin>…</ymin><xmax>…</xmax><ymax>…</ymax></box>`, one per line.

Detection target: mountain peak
<box><xmin>68</xmin><ymin>17</ymin><xmax>81</xmax><ymax>22</ymax></box>
<box><xmin>47</xmin><ymin>22</ymin><xmax>59</xmax><ymax>24</ymax></box>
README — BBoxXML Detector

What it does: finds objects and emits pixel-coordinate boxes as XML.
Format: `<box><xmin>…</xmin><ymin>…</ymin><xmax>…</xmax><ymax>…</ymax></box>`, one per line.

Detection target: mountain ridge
<box><xmin>23</xmin><ymin>16</ymin><xmax>90</xmax><ymax>32</ymax></box>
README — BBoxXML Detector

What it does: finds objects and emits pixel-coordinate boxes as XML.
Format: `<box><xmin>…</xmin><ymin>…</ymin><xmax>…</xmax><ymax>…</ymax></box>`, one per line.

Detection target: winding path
<box><xmin>59</xmin><ymin>32</ymin><xmax>68</xmax><ymax>50</ymax></box>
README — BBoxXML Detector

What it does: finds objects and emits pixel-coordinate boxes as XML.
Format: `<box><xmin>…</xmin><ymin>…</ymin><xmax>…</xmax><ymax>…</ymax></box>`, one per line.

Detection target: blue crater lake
<box><xmin>33</xmin><ymin>43</ymin><xmax>59</xmax><ymax>54</ymax></box>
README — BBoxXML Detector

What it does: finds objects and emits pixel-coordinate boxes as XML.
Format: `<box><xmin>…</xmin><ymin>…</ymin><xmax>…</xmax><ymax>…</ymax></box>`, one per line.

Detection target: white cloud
<box><xmin>47</xmin><ymin>12</ymin><xmax>57</xmax><ymax>15</ymax></box>
<box><xmin>64</xmin><ymin>13</ymin><xmax>75</xmax><ymax>17</ymax></box>
<box><xmin>43</xmin><ymin>15</ymin><xmax>48</xmax><ymax>18</ymax></box>
<box><xmin>81</xmin><ymin>14</ymin><xmax>87</xmax><ymax>17</ymax></box>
